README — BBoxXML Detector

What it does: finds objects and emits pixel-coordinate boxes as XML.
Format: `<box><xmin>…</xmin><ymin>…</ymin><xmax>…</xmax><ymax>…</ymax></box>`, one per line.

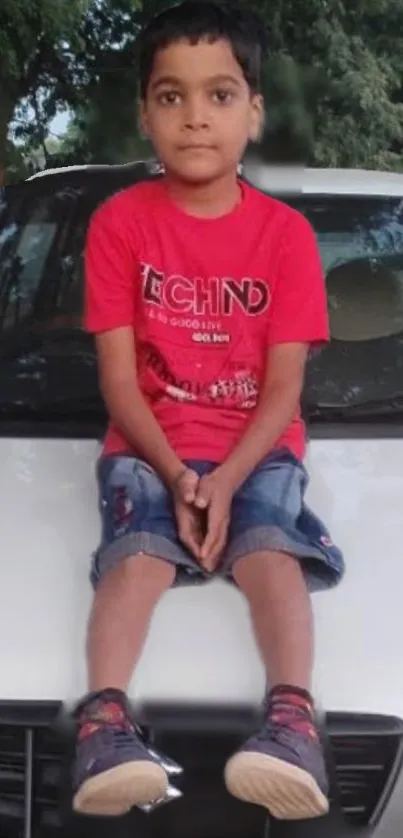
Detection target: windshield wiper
<box><xmin>0</xmin><ymin>395</ymin><xmax>104</xmax><ymax>418</ymax></box>
<box><xmin>2</xmin><ymin>392</ymin><xmax>403</xmax><ymax>424</ymax></box>
<box><xmin>307</xmin><ymin>394</ymin><xmax>403</xmax><ymax>421</ymax></box>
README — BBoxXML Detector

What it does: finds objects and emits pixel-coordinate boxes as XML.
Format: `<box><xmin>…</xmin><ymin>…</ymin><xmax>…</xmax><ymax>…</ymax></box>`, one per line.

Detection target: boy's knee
<box><xmin>232</xmin><ymin>550</ymin><xmax>299</xmax><ymax>588</ymax></box>
<box><xmin>99</xmin><ymin>553</ymin><xmax>176</xmax><ymax>594</ymax></box>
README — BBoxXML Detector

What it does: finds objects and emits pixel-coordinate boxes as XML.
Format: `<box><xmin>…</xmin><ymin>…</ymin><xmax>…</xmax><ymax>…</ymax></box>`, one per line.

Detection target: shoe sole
<box><xmin>73</xmin><ymin>761</ymin><xmax>169</xmax><ymax>817</ymax></box>
<box><xmin>224</xmin><ymin>752</ymin><xmax>329</xmax><ymax>820</ymax></box>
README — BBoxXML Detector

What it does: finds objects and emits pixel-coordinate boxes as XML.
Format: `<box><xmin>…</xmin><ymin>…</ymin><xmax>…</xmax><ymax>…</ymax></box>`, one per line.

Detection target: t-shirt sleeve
<box><xmin>84</xmin><ymin>199</ymin><xmax>136</xmax><ymax>334</ymax></box>
<box><xmin>267</xmin><ymin>210</ymin><xmax>329</xmax><ymax>347</ymax></box>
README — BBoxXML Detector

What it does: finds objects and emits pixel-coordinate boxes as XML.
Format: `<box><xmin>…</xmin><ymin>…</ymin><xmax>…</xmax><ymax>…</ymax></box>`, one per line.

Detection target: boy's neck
<box><xmin>163</xmin><ymin>171</ymin><xmax>242</xmax><ymax>219</ymax></box>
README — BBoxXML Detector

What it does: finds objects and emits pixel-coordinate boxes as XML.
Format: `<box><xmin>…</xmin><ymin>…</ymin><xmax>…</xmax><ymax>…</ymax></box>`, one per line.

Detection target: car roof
<box><xmin>22</xmin><ymin>160</ymin><xmax>403</xmax><ymax>198</ymax></box>
<box><xmin>26</xmin><ymin>161</ymin><xmax>160</xmax><ymax>180</ymax></box>
<box><xmin>242</xmin><ymin>162</ymin><xmax>403</xmax><ymax>197</ymax></box>
<box><xmin>301</xmin><ymin>166</ymin><xmax>403</xmax><ymax>197</ymax></box>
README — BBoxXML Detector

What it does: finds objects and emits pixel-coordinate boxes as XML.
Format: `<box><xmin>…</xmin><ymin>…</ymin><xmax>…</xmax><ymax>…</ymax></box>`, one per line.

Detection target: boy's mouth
<box><xmin>178</xmin><ymin>144</ymin><xmax>217</xmax><ymax>151</ymax></box>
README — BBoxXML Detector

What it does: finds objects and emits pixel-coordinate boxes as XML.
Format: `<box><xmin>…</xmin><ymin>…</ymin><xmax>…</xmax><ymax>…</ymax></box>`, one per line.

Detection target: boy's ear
<box><xmin>249</xmin><ymin>94</ymin><xmax>265</xmax><ymax>143</ymax></box>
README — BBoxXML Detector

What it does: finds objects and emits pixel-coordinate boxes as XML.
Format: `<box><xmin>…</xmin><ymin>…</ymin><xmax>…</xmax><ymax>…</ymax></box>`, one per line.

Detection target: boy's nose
<box><xmin>182</xmin><ymin>97</ymin><xmax>210</xmax><ymax>130</ymax></box>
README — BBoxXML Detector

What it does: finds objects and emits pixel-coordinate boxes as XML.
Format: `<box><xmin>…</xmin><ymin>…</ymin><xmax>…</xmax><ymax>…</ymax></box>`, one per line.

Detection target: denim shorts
<box><xmin>90</xmin><ymin>450</ymin><xmax>344</xmax><ymax>593</ymax></box>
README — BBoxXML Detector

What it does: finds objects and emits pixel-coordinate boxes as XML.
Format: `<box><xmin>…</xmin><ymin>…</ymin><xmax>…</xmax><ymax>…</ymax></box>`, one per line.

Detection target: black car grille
<box><xmin>0</xmin><ymin>705</ymin><xmax>401</xmax><ymax>837</ymax></box>
<box><xmin>330</xmin><ymin>715</ymin><xmax>403</xmax><ymax>827</ymax></box>
<box><xmin>0</xmin><ymin>705</ymin><xmax>64</xmax><ymax>838</ymax></box>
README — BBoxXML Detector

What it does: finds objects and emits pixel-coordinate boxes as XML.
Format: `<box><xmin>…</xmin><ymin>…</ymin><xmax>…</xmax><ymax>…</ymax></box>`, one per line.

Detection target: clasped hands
<box><xmin>172</xmin><ymin>466</ymin><xmax>235</xmax><ymax>572</ymax></box>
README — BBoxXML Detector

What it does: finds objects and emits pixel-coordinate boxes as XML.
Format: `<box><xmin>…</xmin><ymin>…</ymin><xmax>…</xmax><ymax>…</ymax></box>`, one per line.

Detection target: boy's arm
<box><xmin>96</xmin><ymin>328</ymin><xmax>185</xmax><ymax>487</ymax></box>
<box><xmin>217</xmin><ymin>342</ymin><xmax>308</xmax><ymax>491</ymax></box>
<box><xmin>85</xmin><ymin>202</ymin><xmax>184</xmax><ymax>488</ymax></box>
<box><xmin>218</xmin><ymin>210</ymin><xmax>329</xmax><ymax>490</ymax></box>
<box><xmin>195</xmin><ymin>344</ymin><xmax>308</xmax><ymax>570</ymax></box>
<box><xmin>195</xmin><ymin>211</ymin><xmax>329</xmax><ymax>568</ymax></box>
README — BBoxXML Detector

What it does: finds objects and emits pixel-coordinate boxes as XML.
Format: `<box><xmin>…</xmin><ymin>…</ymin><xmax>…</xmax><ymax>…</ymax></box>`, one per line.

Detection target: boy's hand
<box><xmin>172</xmin><ymin>468</ymin><xmax>204</xmax><ymax>559</ymax></box>
<box><xmin>193</xmin><ymin>469</ymin><xmax>234</xmax><ymax>572</ymax></box>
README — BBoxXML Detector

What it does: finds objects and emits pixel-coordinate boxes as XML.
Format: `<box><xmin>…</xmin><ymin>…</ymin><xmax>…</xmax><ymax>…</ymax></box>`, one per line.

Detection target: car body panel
<box><xmin>28</xmin><ymin>160</ymin><xmax>403</xmax><ymax>197</ymax></box>
<box><xmin>0</xmin><ymin>435</ymin><xmax>401</xmax><ymax>720</ymax></box>
<box><xmin>1</xmin><ymin>162</ymin><xmax>403</xmax><ymax>836</ymax></box>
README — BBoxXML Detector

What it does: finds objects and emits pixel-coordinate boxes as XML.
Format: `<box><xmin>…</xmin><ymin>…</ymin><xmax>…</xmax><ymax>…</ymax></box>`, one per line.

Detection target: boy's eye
<box><xmin>212</xmin><ymin>89</ymin><xmax>234</xmax><ymax>104</ymax></box>
<box><xmin>158</xmin><ymin>91</ymin><xmax>182</xmax><ymax>106</ymax></box>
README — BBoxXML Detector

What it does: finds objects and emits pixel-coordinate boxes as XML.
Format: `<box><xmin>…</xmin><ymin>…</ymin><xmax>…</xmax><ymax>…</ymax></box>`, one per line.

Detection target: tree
<box><xmin>254</xmin><ymin>0</ymin><xmax>403</xmax><ymax>168</ymax></box>
<box><xmin>0</xmin><ymin>0</ymin><xmax>92</xmax><ymax>180</ymax></box>
<box><xmin>63</xmin><ymin>0</ymin><xmax>403</xmax><ymax>170</ymax></box>
<box><xmin>2</xmin><ymin>0</ymin><xmax>403</xmax><ymax>178</ymax></box>
<box><xmin>58</xmin><ymin>0</ymin><xmax>146</xmax><ymax>165</ymax></box>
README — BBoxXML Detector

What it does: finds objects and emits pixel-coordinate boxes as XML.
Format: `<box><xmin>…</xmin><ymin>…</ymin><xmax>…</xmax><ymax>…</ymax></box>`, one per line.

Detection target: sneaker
<box><xmin>72</xmin><ymin>689</ymin><xmax>168</xmax><ymax>817</ymax></box>
<box><xmin>224</xmin><ymin>687</ymin><xmax>329</xmax><ymax>820</ymax></box>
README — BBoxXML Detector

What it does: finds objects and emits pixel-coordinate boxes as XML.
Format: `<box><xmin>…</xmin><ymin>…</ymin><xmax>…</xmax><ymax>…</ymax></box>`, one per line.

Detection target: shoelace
<box><xmin>88</xmin><ymin>722</ymin><xmax>151</xmax><ymax>756</ymax></box>
<box><xmin>254</xmin><ymin>719</ymin><xmax>313</xmax><ymax>758</ymax></box>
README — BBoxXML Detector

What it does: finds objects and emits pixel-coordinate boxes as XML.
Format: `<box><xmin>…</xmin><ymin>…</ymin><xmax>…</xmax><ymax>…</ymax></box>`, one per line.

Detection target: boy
<box><xmin>74</xmin><ymin>0</ymin><xmax>344</xmax><ymax>822</ymax></box>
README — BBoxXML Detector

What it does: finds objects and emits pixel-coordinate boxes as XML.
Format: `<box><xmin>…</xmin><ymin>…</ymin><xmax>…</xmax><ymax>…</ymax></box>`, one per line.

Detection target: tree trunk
<box><xmin>0</xmin><ymin>92</ymin><xmax>17</xmax><ymax>185</ymax></box>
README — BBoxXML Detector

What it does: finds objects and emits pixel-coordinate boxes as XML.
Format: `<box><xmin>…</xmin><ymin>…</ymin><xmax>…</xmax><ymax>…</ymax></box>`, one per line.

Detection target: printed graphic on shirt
<box><xmin>140</xmin><ymin>342</ymin><xmax>260</xmax><ymax>410</ymax></box>
<box><xmin>138</xmin><ymin>263</ymin><xmax>270</xmax><ymax>412</ymax></box>
<box><xmin>141</xmin><ymin>262</ymin><xmax>270</xmax><ymax>344</ymax></box>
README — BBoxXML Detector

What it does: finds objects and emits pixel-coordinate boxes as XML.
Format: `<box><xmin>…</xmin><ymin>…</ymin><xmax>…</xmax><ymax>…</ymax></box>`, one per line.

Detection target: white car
<box><xmin>0</xmin><ymin>161</ymin><xmax>403</xmax><ymax>838</ymax></box>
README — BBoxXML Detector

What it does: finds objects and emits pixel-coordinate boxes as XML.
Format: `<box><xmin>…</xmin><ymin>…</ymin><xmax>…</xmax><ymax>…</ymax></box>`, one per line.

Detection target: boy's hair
<box><xmin>138</xmin><ymin>0</ymin><xmax>268</xmax><ymax>99</ymax></box>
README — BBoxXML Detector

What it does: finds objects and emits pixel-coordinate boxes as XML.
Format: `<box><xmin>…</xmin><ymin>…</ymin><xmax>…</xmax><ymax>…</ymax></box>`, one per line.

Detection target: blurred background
<box><xmin>1</xmin><ymin>0</ymin><xmax>403</xmax><ymax>184</ymax></box>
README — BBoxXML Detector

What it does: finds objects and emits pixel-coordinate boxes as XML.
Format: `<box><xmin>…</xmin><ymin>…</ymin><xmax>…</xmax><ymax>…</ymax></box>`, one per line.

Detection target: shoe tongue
<box><xmin>78</xmin><ymin>689</ymin><xmax>131</xmax><ymax>726</ymax></box>
<box><xmin>270</xmin><ymin>691</ymin><xmax>313</xmax><ymax>715</ymax></box>
<box><xmin>265</xmin><ymin>690</ymin><xmax>316</xmax><ymax>735</ymax></box>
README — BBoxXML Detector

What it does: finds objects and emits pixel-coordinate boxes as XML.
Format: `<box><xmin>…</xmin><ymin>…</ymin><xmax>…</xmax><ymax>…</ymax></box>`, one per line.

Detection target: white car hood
<box><xmin>0</xmin><ymin>436</ymin><xmax>401</xmax><ymax>718</ymax></box>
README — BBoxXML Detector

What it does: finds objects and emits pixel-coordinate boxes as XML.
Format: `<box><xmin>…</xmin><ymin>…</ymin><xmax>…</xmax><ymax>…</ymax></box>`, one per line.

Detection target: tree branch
<box><xmin>31</xmin><ymin>91</ymin><xmax>49</xmax><ymax>166</ymax></box>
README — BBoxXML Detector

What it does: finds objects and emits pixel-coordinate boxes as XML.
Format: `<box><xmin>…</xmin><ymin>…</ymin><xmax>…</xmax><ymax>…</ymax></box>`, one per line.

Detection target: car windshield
<box><xmin>0</xmin><ymin>178</ymin><xmax>403</xmax><ymax>430</ymax></box>
<box><xmin>297</xmin><ymin>196</ymin><xmax>403</xmax><ymax>416</ymax></box>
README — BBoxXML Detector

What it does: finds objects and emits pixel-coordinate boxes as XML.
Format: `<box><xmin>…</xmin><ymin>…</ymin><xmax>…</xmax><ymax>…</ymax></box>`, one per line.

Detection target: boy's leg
<box><xmin>73</xmin><ymin>554</ymin><xmax>175</xmax><ymax>817</ymax></box>
<box><xmin>226</xmin><ymin>550</ymin><xmax>326</xmax><ymax>820</ymax></box>
<box><xmin>87</xmin><ymin>553</ymin><xmax>175</xmax><ymax>691</ymax></box>
<box><xmin>73</xmin><ymin>456</ymin><xmax>202</xmax><ymax>817</ymax></box>
<box><xmin>223</xmin><ymin>453</ymin><xmax>343</xmax><ymax>821</ymax></box>
<box><xmin>233</xmin><ymin>550</ymin><xmax>313</xmax><ymax>690</ymax></box>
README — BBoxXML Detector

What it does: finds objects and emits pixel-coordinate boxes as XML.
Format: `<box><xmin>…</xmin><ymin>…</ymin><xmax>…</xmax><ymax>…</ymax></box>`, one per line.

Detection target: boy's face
<box><xmin>141</xmin><ymin>38</ymin><xmax>263</xmax><ymax>184</ymax></box>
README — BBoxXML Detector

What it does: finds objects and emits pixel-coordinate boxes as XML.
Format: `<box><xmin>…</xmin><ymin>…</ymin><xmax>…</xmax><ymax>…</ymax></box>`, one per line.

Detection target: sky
<box><xmin>49</xmin><ymin>110</ymin><xmax>70</xmax><ymax>138</ymax></box>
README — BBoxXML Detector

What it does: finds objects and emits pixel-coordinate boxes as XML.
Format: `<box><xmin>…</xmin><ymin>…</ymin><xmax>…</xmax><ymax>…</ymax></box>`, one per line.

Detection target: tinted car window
<box><xmin>0</xmin><ymin>175</ymin><xmax>403</xmax><ymax>437</ymax></box>
<box><xmin>0</xmin><ymin>185</ymin><xmax>89</xmax><ymax>332</ymax></box>
<box><xmin>0</xmin><ymin>182</ymin><xmax>107</xmax><ymax>433</ymax></box>
<box><xmin>295</xmin><ymin>197</ymin><xmax>403</xmax><ymax>417</ymax></box>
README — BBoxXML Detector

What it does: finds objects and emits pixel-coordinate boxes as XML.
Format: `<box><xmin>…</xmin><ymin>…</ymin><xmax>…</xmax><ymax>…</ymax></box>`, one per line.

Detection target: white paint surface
<box><xmin>0</xmin><ymin>437</ymin><xmax>401</xmax><ymax>717</ymax></box>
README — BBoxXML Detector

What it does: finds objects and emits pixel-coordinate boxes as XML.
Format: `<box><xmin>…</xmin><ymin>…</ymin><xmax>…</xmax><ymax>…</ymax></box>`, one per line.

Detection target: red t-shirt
<box><xmin>85</xmin><ymin>179</ymin><xmax>329</xmax><ymax>462</ymax></box>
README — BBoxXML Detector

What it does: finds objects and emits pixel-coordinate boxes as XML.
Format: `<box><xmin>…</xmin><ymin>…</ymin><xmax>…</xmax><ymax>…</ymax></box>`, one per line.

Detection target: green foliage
<box><xmin>253</xmin><ymin>0</ymin><xmax>403</xmax><ymax>166</ymax></box>
<box><xmin>2</xmin><ymin>0</ymin><xmax>403</xmax><ymax>180</ymax></box>
<box><xmin>0</xmin><ymin>0</ymin><xmax>91</xmax><ymax>179</ymax></box>
<box><xmin>0</xmin><ymin>0</ymin><xmax>87</xmax><ymax>101</ymax></box>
